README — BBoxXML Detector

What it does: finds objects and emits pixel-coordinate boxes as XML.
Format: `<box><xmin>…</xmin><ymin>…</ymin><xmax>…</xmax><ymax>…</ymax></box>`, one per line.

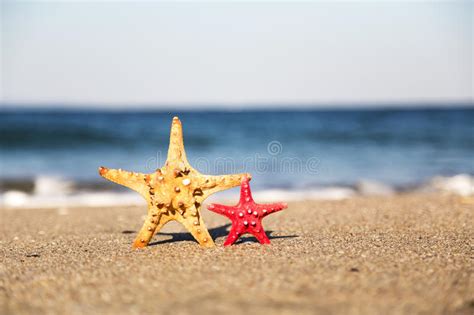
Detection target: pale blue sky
<box><xmin>1</xmin><ymin>1</ymin><xmax>472</xmax><ymax>108</ymax></box>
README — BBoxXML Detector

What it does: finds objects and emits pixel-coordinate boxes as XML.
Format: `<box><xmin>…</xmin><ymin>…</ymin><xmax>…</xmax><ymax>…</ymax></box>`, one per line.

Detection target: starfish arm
<box><xmin>258</xmin><ymin>202</ymin><xmax>288</xmax><ymax>217</ymax></box>
<box><xmin>150</xmin><ymin>214</ymin><xmax>173</xmax><ymax>238</ymax></box>
<box><xmin>132</xmin><ymin>214</ymin><xmax>171</xmax><ymax>249</ymax></box>
<box><xmin>201</xmin><ymin>173</ymin><xmax>251</xmax><ymax>198</ymax></box>
<box><xmin>99</xmin><ymin>167</ymin><xmax>150</xmax><ymax>199</ymax></box>
<box><xmin>223</xmin><ymin>224</ymin><xmax>242</xmax><ymax>246</ymax></box>
<box><xmin>207</xmin><ymin>203</ymin><xmax>235</xmax><ymax>219</ymax></box>
<box><xmin>178</xmin><ymin>209</ymin><xmax>215</xmax><ymax>248</ymax></box>
<box><xmin>251</xmin><ymin>228</ymin><xmax>271</xmax><ymax>244</ymax></box>
<box><xmin>239</xmin><ymin>175</ymin><xmax>253</xmax><ymax>202</ymax></box>
<box><xmin>166</xmin><ymin>117</ymin><xmax>188</xmax><ymax>164</ymax></box>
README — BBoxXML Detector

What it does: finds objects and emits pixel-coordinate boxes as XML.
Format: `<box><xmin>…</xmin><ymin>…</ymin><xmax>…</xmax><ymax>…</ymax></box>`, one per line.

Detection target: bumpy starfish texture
<box><xmin>99</xmin><ymin>117</ymin><xmax>250</xmax><ymax>249</ymax></box>
<box><xmin>207</xmin><ymin>176</ymin><xmax>287</xmax><ymax>246</ymax></box>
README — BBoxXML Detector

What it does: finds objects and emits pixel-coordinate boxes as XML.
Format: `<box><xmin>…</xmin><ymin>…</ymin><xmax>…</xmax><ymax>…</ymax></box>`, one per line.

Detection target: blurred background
<box><xmin>1</xmin><ymin>1</ymin><xmax>472</xmax><ymax>208</ymax></box>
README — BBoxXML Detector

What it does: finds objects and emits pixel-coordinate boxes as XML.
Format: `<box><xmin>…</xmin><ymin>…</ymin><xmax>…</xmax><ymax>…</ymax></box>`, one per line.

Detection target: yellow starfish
<box><xmin>99</xmin><ymin>117</ymin><xmax>250</xmax><ymax>249</ymax></box>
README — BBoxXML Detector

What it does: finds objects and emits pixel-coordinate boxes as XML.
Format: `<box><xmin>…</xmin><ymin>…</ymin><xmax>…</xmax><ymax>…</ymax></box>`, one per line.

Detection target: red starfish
<box><xmin>207</xmin><ymin>176</ymin><xmax>287</xmax><ymax>246</ymax></box>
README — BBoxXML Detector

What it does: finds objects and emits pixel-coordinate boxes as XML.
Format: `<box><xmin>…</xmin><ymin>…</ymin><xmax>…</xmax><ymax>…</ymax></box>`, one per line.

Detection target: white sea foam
<box><xmin>2</xmin><ymin>191</ymin><xmax>30</xmax><ymax>207</ymax></box>
<box><xmin>0</xmin><ymin>187</ymin><xmax>355</xmax><ymax>209</ymax></box>
<box><xmin>1</xmin><ymin>174</ymin><xmax>472</xmax><ymax>209</ymax></box>
<box><xmin>33</xmin><ymin>176</ymin><xmax>74</xmax><ymax>196</ymax></box>
<box><xmin>250</xmin><ymin>187</ymin><xmax>356</xmax><ymax>202</ymax></box>
<box><xmin>1</xmin><ymin>176</ymin><xmax>144</xmax><ymax>209</ymax></box>
<box><xmin>0</xmin><ymin>191</ymin><xmax>144</xmax><ymax>209</ymax></box>
<box><xmin>355</xmin><ymin>179</ymin><xmax>395</xmax><ymax>196</ymax></box>
<box><xmin>421</xmin><ymin>174</ymin><xmax>474</xmax><ymax>196</ymax></box>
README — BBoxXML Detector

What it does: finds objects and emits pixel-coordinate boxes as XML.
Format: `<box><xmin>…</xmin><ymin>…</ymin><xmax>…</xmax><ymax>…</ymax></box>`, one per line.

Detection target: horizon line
<box><xmin>1</xmin><ymin>100</ymin><xmax>473</xmax><ymax>111</ymax></box>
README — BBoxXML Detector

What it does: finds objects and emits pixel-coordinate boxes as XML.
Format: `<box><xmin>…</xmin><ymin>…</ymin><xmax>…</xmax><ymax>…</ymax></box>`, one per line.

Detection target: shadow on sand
<box><xmin>122</xmin><ymin>223</ymin><xmax>298</xmax><ymax>246</ymax></box>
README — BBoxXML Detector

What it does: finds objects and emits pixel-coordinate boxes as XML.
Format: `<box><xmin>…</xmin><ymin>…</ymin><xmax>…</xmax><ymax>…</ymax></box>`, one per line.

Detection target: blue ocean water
<box><xmin>1</xmin><ymin>107</ymin><xmax>473</xmax><ymax>191</ymax></box>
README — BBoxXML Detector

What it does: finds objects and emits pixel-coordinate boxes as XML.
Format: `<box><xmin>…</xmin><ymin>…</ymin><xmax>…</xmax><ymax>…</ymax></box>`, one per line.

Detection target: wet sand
<box><xmin>1</xmin><ymin>194</ymin><xmax>473</xmax><ymax>315</ymax></box>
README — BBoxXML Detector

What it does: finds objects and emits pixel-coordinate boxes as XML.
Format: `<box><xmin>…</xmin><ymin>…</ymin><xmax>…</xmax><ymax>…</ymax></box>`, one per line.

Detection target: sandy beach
<box><xmin>1</xmin><ymin>193</ymin><xmax>472</xmax><ymax>315</ymax></box>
